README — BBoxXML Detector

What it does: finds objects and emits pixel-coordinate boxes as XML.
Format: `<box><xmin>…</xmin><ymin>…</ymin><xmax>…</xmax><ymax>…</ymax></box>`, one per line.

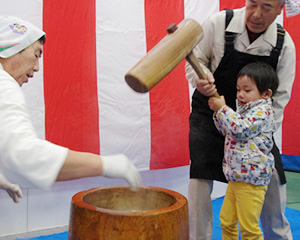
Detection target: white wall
<box><xmin>0</xmin><ymin>166</ymin><xmax>227</xmax><ymax>237</ymax></box>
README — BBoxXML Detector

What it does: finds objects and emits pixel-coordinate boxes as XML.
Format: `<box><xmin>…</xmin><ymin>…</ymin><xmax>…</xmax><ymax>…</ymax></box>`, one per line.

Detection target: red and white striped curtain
<box><xmin>1</xmin><ymin>0</ymin><xmax>300</xmax><ymax>171</ymax></box>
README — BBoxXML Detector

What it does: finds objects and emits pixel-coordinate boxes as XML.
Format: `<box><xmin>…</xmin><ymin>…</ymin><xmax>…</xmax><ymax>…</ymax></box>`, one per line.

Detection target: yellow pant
<box><xmin>220</xmin><ymin>181</ymin><xmax>268</xmax><ymax>240</ymax></box>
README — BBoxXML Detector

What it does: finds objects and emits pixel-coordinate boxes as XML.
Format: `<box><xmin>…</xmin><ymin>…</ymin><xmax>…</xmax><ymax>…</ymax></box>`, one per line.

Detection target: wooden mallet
<box><xmin>125</xmin><ymin>18</ymin><xmax>219</xmax><ymax>97</ymax></box>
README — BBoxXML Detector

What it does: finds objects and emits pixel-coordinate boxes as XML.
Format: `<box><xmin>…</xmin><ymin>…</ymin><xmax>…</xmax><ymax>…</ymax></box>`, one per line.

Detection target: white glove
<box><xmin>0</xmin><ymin>173</ymin><xmax>23</xmax><ymax>203</ymax></box>
<box><xmin>102</xmin><ymin>154</ymin><xmax>142</xmax><ymax>190</ymax></box>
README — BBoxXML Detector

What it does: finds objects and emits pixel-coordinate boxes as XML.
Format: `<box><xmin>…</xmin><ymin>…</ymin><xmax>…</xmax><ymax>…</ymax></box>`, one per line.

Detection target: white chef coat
<box><xmin>0</xmin><ymin>64</ymin><xmax>68</xmax><ymax>190</ymax></box>
<box><xmin>186</xmin><ymin>7</ymin><xmax>296</xmax><ymax>129</ymax></box>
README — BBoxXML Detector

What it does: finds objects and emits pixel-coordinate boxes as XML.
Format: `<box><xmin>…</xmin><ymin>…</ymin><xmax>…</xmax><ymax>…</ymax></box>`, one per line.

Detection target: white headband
<box><xmin>285</xmin><ymin>0</ymin><xmax>300</xmax><ymax>17</ymax></box>
<box><xmin>0</xmin><ymin>16</ymin><xmax>45</xmax><ymax>58</ymax></box>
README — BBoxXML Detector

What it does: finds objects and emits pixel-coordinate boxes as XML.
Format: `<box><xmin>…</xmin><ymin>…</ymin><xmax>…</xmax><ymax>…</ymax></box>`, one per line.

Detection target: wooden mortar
<box><xmin>68</xmin><ymin>186</ymin><xmax>188</xmax><ymax>240</ymax></box>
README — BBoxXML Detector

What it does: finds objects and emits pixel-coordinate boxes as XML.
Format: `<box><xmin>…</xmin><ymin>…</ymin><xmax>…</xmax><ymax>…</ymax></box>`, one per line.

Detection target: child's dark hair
<box><xmin>237</xmin><ymin>62</ymin><xmax>279</xmax><ymax>95</ymax></box>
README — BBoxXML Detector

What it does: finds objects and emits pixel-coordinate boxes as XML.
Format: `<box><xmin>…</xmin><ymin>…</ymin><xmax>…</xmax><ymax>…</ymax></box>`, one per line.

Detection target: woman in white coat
<box><xmin>0</xmin><ymin>16</ymin><xmax>141</xmax><ymax>203</ymax></box>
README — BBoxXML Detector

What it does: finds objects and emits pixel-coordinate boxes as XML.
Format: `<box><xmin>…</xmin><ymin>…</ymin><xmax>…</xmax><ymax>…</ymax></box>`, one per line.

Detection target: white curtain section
<box><xmin>96</xmin><ymin>0</ymin><xmax>151</xmax><ymax>170</ymax></box>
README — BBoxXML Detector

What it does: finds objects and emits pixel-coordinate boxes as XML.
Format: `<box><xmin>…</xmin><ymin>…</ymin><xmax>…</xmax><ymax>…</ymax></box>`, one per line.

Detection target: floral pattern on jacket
<box><xmin>213</xmin><ymin>98</ymin><xmax>275</xmax><ymax>185</ymax></box>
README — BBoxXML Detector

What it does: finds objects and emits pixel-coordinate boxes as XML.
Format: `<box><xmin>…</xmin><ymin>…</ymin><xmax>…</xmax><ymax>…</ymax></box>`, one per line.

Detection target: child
<box><xmin>208</xmin><ymin>62</ymin><xmax>279</xmax><ymax>239</ymax></box>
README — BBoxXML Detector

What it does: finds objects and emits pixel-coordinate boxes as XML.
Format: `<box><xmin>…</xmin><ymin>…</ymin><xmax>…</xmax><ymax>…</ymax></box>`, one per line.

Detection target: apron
<box><xmin>189</xmin><ymin>9</ymin><xmax>286</xmax><ymax>184</ymax></box>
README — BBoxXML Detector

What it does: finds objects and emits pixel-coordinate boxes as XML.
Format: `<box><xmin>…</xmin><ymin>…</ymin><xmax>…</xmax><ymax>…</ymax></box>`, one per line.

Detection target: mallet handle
<box><xmin>186</xmin><ymin>52</ymin><xmax>220</xmax><ymax>98</ymax></box>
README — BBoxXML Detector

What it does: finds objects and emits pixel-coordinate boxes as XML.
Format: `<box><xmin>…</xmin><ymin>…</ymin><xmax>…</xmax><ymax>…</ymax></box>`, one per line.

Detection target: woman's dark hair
<box><xmin>39</xmin><ymin>35</ymin><xmax>46</xmax><ymax>44</ymax></box>
<box><xmin>237</xmin><ymin>62</ymin><xmax>279</xmax><ymax>95</ymax></box>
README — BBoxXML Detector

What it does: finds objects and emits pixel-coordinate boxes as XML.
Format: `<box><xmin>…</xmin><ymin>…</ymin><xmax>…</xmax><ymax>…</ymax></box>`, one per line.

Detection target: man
<box><xmin>186</xmin><ymin>0</ymin><xmax>295</xmax><ymax>239</ymax></box>
<box><xmin>0</xmin><ymin>16</ymin><xmax>141</xmax><ymax>203</ymax></box>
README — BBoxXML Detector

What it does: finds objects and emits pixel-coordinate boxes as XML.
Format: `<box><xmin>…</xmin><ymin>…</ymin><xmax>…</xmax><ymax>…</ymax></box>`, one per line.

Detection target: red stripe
<box><xmin>43</xmin><ymin>0</ymin><xmax>100</xmax><ymax>154</ymax></box>
<box><xmin>219</xmin><ymin>0</ymin><xmax>245</xmax><ymax>11</ymax></box>
<box><xmin>144</xmin><ymin>0</ymin><xmax>190</xmax><ymax>169</ymax></box>
<box><xmin>282</xmin><ymin>14</ymin><xmax>300</xmax><ymax>155</ymax></box>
